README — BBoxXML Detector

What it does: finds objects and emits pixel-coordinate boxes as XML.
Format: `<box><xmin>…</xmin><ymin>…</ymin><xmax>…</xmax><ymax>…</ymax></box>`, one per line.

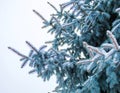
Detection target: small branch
<box><xmin>107</xmin><ymin>30</ymin><xmax>119</xmax><ymax>50</ymax></box>
<box><xmin>33</xmin><ymin>10</ymin><xmax>48</xmax><ymax>22</ymax></box>
<box><xmin>26</xmin><ymin>41</ymin><xmax>39</xmax><ymax>54</ymax></box>
<box><xmin>8</xmin><ymin>47</ymin><xmax>27</xmax><ymax>58</ymax></box>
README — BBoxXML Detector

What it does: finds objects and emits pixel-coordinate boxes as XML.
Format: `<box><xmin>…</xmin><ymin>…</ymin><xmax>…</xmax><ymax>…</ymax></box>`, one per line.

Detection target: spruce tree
<box><xmin>8</xmin><ymin>0</ymin><xmax>120</xmax><ymax>93</ymax></box>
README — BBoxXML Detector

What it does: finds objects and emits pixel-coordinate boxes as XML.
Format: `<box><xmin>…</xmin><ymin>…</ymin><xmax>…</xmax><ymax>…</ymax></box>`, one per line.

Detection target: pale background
<box><xmin>0</xmin><ymin>0</ymin><xmax>68</xmax><ymax>93</ymax></box>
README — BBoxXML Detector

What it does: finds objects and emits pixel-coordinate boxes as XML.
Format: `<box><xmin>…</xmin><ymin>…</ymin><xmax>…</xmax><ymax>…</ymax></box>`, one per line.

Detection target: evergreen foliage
<box><xmin>9</xmin><ymin>0</ymin><xmax>120</xmax><ymax>93</ymax></box>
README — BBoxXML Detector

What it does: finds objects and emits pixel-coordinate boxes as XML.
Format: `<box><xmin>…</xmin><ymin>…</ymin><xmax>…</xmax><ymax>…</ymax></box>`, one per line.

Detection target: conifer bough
<box><xmin>9</xmin><ymin>0</ymin><xmax>120</xmax><ymax>93</ymax></box>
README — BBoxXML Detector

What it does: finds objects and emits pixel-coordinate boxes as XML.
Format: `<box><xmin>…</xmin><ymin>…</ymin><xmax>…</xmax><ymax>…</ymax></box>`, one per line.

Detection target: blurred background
<box><xmin>0</xmin><ymin>0</ymin><xmax>67</xmax><ymax>93</ymax></box>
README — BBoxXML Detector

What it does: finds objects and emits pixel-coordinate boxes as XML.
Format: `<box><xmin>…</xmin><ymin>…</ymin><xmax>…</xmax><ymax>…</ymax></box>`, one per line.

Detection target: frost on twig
<box><xmin>83</xmin><ymin>42</ymin><xmax>94</xmax><ymax>58</ymax></box>
<box><xmin>101</xmin><ymin>43</ymin><xmax>114</xmax><ymax>49</ymax></box>
<box><xmin>107</xmin><ymin>30</ymin><xmax>119</xmax><ymax>50</ymax></box>
<box><xmin>77</xmin><ymin>59</ymin><xmax>92</xmax><ymax>64</ymax></box>
<box><xmin>47</xmin><ymin>2</ymin><xmax>59</xmax><ymax>13</ymax></box>
<box><xmin>115</xmin><ymin>8</ymin><xmax>120</xmax><ymax>14</ymax></box>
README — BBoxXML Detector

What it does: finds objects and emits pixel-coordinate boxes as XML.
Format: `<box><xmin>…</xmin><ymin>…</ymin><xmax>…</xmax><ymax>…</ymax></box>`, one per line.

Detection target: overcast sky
<box><xmin>0</xmin><ymin>0</ymin><xmax>68</xmax><ymax>93</ymax></box>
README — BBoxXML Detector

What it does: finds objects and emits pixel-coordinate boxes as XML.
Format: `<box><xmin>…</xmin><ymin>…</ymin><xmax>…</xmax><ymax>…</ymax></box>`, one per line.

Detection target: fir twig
<box><xmin>62</xmin><ymin>21</ymin><xmax>75</xmax><ymax>28</ymax></box>
<box><xmin>77</xmin><ymin>59</ymin><xmax>92</xmax><ymax>64</ymax></box>
<box><xmin>21</xmin><ymin>59</ymin><xmax>29</xmax><ymax>68</ymax></box>
<box><xmin>92</xmin><ymin>54</ymin><xmax>101</xmax><ymax>62</ymax></box>
<box><xmin>47</xmin><ymin>2</ymin><xmax>59</xmax><ymax>13</ymax></box>
<box><xmin>29</xmin><ymin>69</ymin><xmax>37</xmax><ymax>74</ymax></box>
<box><xmin>50</xmin><ymin>48</ymin><xmax>59</xmax><ymax>54</ymax></box>
<box><xmin>101</xmin><ymin>43</ymin><xmax>114</xmax><ymax>48</ymax></box>
<box><xmin>105</xmin><ymin>49</ymin><xmax>116</xmax><ymax>59</ymax></box>
<box><xmin>8</xmin><ymin>47</ymin><xmax>27</xmax><ymax>58</ymax></box>
<box><xmin>83</xmin><ymin>42</ymin><xmax>104</xmax><ymax>56</ymax></box>
<box><xmin>45</xmin><ymin>41</ymin><xmax>53</xmax><ymax>44</ymax></box>
<box><xmin>26</xmin><ymin>41</ymin><xmax>39</xmax><ymax>54</ymax></box>
<box><xmin>33</xmin><ymin>10</ymin><xmax>48</xmax><ymax>22</ymax></box>
<box><xmin>83</xmin><ymin>42</ymin><xmax>94</xmax><ymax>58</ymax></box>
<box><xmin>52</xmin><ymin>16</ymin><xmax>61</xmax><ymax>26</ymax></box>
<box><xmin>39</xmin><ymin>45</ymin><xmax>47</xmax><ymax>51</ymax></box>
<box><xmin>60</xmin><ymin>1</ymin><xmax>74</xmax><ymax>9</ymax></box>
<box><xmin>107</xmin><ymin>30</ymin><xmax>119</xmax><ymax>50</ymax></box>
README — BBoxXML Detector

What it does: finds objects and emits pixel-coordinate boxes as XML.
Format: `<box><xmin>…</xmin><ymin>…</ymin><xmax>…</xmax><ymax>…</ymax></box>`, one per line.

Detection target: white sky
<box><xmin>0</xmin><ymin>0</ymin><xmax>68</xmax><ymax>93</ymax></box>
